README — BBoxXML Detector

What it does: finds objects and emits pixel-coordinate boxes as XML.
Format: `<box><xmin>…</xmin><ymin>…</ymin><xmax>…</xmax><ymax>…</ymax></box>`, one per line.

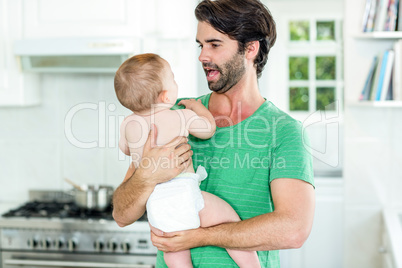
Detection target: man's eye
<box><xmin>212</xmin><ymin>44</ymin><xmax>220</xmax><ymax>48</ymax></box>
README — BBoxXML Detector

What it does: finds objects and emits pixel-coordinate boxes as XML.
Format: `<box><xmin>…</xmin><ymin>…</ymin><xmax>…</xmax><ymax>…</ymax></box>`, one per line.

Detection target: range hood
<box><xmin>14</xmin><ymin>37</ymin><xmax>141</xmax><ymax>73</ymax></box>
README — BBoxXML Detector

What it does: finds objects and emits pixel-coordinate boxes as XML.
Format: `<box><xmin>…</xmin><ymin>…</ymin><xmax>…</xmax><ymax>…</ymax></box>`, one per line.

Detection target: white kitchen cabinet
<box><xmin>22</xmin><ymin>0</ymin><xmax>143</xmax><ymax>38</ymax></box>
<box><xmin>143</xmin><ymin>0</ymin><xmax>197</xmax><ymax>39</ymax></box>
<box><xmin>0</xmin><ymin>0</ymin><xmax>40</xmax><ymax>106</ymax></box>
<box><xmin>280</xmin><ymin>178</ymin><xmax>344</xmax><ymax>268</ymax></box>
<box><xmin>22</xmin><ymin>0</ymin><xmax>197</xmax><ymax>39</ymax></box>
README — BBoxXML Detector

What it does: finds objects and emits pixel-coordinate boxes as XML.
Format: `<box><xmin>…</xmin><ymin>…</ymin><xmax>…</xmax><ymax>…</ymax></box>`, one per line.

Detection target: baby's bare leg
<box><xmin>149</xmin><ymin>225</ymin><xmax>193</xmax><ymax>268</ymax></box>
<box><xmin>199</xmin><ymin>191</ymin><xmax>261</xmax><ymax>268</ymax></box>
<box><xmin>164</xmin><ymin>250</ymin><xmax>192</xmax><ymax>268</ymax></box>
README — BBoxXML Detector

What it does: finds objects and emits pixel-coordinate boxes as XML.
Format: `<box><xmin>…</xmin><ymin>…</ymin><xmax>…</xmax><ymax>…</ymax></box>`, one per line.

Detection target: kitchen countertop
<box><xmin>383</xmin><ymin>208</ymin><xmax>402</xmax><ymax>268</ymax></box>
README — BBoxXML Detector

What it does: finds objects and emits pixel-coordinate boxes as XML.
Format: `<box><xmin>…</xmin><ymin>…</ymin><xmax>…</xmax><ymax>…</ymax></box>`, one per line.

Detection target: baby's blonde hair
<box><xmin>114</xmin><ymin>53</ymin><xmax>165</xmax><ymax>112</ymax></box>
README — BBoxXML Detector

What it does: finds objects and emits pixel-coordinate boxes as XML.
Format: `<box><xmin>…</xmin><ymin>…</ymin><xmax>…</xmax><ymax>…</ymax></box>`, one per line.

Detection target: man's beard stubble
<box><xmin>205</xmin><ymin>51</ymin><xmax>246</xmax><ymax>94</ymax></box>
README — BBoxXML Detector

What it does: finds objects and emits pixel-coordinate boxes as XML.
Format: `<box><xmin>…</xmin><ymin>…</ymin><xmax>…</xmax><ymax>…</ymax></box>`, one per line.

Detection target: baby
<box><xmin>114</xmin><ymin>53</ymin><xmax>260</xmax><ymax>268</ymax></box>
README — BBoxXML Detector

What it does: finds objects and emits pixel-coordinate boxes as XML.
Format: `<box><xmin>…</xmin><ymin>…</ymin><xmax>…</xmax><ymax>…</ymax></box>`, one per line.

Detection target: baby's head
<box><xmin>114</xmin><ymin>53</ymin><xmax>177</xmax><ymax>112</ymax></box>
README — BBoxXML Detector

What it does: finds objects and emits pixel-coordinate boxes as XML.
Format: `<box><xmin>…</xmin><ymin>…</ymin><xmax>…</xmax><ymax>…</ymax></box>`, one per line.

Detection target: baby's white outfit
<box><xmin>146</xmin><ymin>166</ymin><xmax>207</xmax><ymax>232</ymax></box>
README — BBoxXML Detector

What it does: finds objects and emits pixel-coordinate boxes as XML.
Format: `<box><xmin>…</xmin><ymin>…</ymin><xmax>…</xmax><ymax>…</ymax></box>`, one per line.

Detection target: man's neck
<box><xmin>208</xmin><ymin>77</ymin><xmax>265</xmax><ymax>127</ymax></box>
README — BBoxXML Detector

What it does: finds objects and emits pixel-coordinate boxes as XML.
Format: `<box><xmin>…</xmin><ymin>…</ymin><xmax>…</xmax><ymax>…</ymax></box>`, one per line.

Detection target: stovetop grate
<box><xmin>2</xmin><ymin>200</ymin><xmax>148</xmax><ymax>222</ymax></box>
<box><xmin>1</xmin><ymin>200</ymin><xmax>115</xmax><ymax>220</ymax></box>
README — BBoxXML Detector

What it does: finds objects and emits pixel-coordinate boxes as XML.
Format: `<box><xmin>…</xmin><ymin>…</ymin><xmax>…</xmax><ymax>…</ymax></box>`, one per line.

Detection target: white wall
<box><xmin>0</xmin><ymin>73</ymin><xmax>131</xmax><ymax>202</ymax></box>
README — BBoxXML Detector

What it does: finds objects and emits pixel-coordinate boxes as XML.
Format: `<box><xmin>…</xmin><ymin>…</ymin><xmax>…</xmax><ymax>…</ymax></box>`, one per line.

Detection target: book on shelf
<box><xmin>360</xmin><ymin>55</ymin><xmax>378</xmax><ymax>100</ymax></box>
<box><xmin>375</xmin><ymin>0</ymin><xmax>390</xmax><ymax>31</ymax></box>
<box><xmin>369</xmin><ymin>52</ymin><xmax>384</xmax><ymax>99</ymax></box>
<box><xmin>374</xmin><ymin>50</ymin><xmax>390</xmax><ymax>100</ymax></box>
<box><xmin>360</xmin><ymin>47</ymin><xmax>401</xmax><ymax>101</ymax></box>
<box><xmin>384</xmin><ymin>0</ymin><xmax>399</xmax><ymax>31</ymax></box>
<box><xmin>362</xmin><ymin>0</ymin><xmax>401</xmax><ymax>31</ymax></box>
<box><xmin>393</xmin><ymin>40</ymin><xmax>402</xmax><ymax>100</ymax></box>
<box><xmin>399</xmin><ymin>0</ymin><xmax>402</xmax><ymax>30</ymax></box>
<box><xmin>378</xmin><ymin>50</ymin><xmax>394</xmax><ymax>100</ymax></box>
<box><xmin>363</xmin><ymin>0</ymin><xmax>375</xmax><ymax>31</ymax></box>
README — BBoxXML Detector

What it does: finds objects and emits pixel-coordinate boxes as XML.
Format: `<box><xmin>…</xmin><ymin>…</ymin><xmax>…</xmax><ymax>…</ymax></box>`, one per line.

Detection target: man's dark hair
<box><xmin>195</xmin><ymin>0</ymin><xmax>277</xmax><ymax>78</ymax></box>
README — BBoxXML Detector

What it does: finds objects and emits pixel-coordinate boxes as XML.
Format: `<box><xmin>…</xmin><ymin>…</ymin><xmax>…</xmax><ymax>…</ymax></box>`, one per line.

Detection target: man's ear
<box><xmin>245</xmin><ymin>41</ymin><xmax>260</xmax><ymax>60</ymax></box>
<box><xmin>158</xmin><ymin>90</ymin><xmax>170</xmax><ymax>103</ymax></box>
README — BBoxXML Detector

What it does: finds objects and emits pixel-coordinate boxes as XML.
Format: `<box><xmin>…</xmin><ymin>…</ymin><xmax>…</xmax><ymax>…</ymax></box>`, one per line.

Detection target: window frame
<box><xmin>284</xmin><ymin>16</ymin><xmax>344</xmax><ymax>121</ymax></box>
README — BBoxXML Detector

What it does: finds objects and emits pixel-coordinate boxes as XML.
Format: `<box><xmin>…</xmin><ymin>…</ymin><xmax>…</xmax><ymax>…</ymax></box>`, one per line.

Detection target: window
<box><xmin>287</xmin><ymin>19</ymin><xmax>343</xmax><ymax>114</ymax></box>
<box><xmin>262</xmin><ymin>2</ymin><xmax>344</xmax><ymax>178</ymax></box>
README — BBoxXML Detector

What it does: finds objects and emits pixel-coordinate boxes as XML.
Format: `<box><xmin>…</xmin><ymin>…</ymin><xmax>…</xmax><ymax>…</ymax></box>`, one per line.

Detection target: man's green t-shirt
<box><xmin>156</xmin><ymin>93</ymin><xmax>314</xmax><ymax>267</ymax></box>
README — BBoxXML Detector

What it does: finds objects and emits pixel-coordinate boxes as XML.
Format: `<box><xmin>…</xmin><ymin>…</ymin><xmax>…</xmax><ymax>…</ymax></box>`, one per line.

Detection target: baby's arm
<box><xmin>119</xmin><ymin>120</ymin><xmax>131</xmax><ymax>156</ymax></box>
<box><xmin>178</xmin><ymin>99</ymin><xmax>216</xmax><ymax>139</ymax></box>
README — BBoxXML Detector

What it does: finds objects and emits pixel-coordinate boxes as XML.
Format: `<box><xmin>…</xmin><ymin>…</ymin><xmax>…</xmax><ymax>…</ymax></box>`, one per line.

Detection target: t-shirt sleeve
<box><xmin>269</xmin><ymin>119</ymin><xmax>314</xmax><ymax>187</ymax></box>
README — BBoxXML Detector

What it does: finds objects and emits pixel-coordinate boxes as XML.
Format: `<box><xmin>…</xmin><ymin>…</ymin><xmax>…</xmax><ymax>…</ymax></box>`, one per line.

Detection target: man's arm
<box><xmin>112</xmin><ymin>125</ymin><xmax>193</xmax><ymax>227</ymax></box>
<box><xmin>151</xmin><ymin>178</ymin><xmax>315</xmax><ymax>251</ymax></box>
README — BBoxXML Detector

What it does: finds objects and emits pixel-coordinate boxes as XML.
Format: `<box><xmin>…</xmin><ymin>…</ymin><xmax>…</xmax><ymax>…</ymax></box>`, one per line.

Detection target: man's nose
<box><xmin>198</xmin><ymin>48</ymin><xmax>210</xmax><ymax>63</ymax></box>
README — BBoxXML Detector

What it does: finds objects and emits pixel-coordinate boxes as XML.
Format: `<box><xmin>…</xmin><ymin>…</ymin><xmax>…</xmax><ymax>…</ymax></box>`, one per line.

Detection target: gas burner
<box><xmin>2</xmin><ymin>200</ymin><xmax>148</xmax><ymax>222</ymax></box>
<box><xmin>2</xmin><ymin>201</ymin><xmax>84</xmax><ymax>219</ymax></box>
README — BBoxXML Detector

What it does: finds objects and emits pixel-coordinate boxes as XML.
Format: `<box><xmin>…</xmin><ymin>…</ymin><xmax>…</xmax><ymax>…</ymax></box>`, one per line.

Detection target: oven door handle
<box><xmin>4</xmin><ymin>259</ymin><xmax>153</xmax><ymax>268</ymax></box>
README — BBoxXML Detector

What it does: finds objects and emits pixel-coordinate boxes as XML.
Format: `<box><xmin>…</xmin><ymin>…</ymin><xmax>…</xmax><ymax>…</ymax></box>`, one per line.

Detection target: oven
<box><xmin>1</xmin><ymin>252</ymin><xmax>154</xmax><ymax>268</ymax></box>
<box><xmin>0</xmin><ymin>191</ymin><xmax>157</xmax><ymax>268</ymax></box>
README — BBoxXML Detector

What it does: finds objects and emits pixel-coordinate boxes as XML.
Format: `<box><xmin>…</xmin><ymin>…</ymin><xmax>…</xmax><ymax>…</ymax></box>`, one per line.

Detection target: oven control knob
<box><xmin>41</xmin><ymin>238</ymin><xmax>51</xmax><ymax>249</ymax></box>
<box><xmin>27</xmin><ymin>238</ymin><xmax>38</xmax><ymax>248</ymax></box>
<box><xmin>94</xmin><ymin>240</ymin><xmax>104</xmax><ymax>252</ymax></box>
<box><xmin>121</xmin><ymin>241</ymin><xmax>131</xmax><ymax>253</ymax></box>
<box><xmin>55</xmin><ymin>238</ymin><xmax>65</xmax><ymax>249</ymax></box>
<box><xmin>68</xmin><ymin>238</ymin><xmax>78</xmax><ymax>251</ymax></box>
<box><xmin>107</xmin><ymin>240</ymin><xmax>118</xmax><ymax>251</ymax></box>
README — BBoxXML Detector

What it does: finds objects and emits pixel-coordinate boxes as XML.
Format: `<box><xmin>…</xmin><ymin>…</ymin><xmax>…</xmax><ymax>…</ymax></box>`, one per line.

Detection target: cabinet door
<box><xmin>280</xmin><ymin>179</ymin><xmax>344</xmax><ymax>268</ymax></box>
<box><xmin>0</xmin><ymin>0</ymin><xmax>40</xmax><ymax>106</ymax></box>
<box><xmin>22</xmin><ymin>0</ymin><xmax>142</xmax><ymax>38</ymax></box>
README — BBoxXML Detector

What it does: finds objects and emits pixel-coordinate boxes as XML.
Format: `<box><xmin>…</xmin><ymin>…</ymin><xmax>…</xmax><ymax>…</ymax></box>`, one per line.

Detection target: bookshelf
<box><xmin>343</xmin><ymin>0</ymin><xmax>402</xmax><ymax>267</ymax></box>
<box><xmin>347</xmin><ymin>100</ymin><xmax>402</xmax><ymax>107</ymax></box>
<box><xmin>354</xmin><ymin>31</ymin><xmax>402</xmax><ymax>39</ymax></box>
<box><xmin>355</xmin><ymin>0</ymin><xmax>402</xmax><ymax>103</ymax></box>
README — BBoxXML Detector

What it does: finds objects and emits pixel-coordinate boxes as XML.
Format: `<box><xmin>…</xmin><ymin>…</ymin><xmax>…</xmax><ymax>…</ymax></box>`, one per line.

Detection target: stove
<box><xmin>0</xmin><ymin>190</ymin><xmax>156</xmax><ymax>268</ymax></box>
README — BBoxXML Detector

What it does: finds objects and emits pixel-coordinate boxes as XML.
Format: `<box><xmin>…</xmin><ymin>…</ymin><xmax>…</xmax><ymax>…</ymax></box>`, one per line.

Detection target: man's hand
<box><xmin>137</xmin><ymin>124</ymin><xmax>193</xmax><ymax>187</ymax></box>
<box><xmin>150</xmin><ymin>228</ymin><xmax>206</xmax><ymax>253</ymax></box>
<box><xmin>149</xmin><ymin>179</ymin><xmax>315</xmax><ymax>252</ymax></box>
<box><xmin>112</xmin><ymin>124</ymin><xmax>193</xmax><ymax>227</ymax></box>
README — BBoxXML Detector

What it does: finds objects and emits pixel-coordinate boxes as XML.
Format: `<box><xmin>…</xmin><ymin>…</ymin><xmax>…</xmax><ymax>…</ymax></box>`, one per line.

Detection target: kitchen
<box><xmin>0</xmin><ymin>0</ymin><xmax>401</xmax><ymax>267</ymax></box>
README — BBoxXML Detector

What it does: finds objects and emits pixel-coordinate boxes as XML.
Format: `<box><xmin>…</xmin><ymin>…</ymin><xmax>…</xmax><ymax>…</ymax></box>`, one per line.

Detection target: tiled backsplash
<box><xmin>0</xmin><ymin>74</ymin><xmax>131</xmax><ymax>202</ymax></box>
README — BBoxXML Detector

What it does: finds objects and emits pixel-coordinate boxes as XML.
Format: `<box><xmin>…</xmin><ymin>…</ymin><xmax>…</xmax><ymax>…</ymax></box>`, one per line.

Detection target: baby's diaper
<box><xmin>146</xmin><ymin>166</ymin><xmax>207</xmax><ymax>232</ymax></box>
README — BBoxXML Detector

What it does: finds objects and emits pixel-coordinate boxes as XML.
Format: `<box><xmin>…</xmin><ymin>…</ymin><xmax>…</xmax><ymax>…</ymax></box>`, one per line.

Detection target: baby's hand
<box><xmin>178</xmin><ymin>99</ymin><xmax>203</xmax><ymax>111</ymax></box>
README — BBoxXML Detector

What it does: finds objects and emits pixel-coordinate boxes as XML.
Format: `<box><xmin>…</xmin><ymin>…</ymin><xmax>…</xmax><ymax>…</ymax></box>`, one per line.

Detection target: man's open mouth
<box><xmin>205</xmin><ymin>68</ymin><xmax>220</xmax><ymax>81</ymax></box>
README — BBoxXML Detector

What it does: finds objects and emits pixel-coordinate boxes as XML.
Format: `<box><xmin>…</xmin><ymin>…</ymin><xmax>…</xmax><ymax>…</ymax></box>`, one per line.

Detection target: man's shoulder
<box><xmin>260</xmin><ymin>101</ymin><xmax>302</xmax><ymax>126</ymax></box>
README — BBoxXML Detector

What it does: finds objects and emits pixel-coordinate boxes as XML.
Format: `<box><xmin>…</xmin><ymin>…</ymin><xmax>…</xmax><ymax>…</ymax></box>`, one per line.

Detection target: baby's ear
<box><xmin>158</xmin><ymin>90</ymin><xmax>170</xmax><ymax>103</ymax></box>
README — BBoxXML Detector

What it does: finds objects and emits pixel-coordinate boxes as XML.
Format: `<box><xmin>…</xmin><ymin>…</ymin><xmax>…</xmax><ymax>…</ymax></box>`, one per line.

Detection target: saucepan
<box><xmin>65</xmin><ymin>178</ymin><xmax>114</xmax><ymax>211</ymax></box>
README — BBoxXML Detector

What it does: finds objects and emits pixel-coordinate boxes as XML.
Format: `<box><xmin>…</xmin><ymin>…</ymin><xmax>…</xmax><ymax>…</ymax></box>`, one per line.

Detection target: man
<box><xmin>112</xmin><ymin>0</ymin><xmax>315</xmax><ymax>267</ymax></box>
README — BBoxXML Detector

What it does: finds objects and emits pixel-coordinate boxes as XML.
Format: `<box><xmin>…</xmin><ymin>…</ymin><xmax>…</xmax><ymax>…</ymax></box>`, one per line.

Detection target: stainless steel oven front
<box><xmin>1</xmin><ymin>251</ymin><xmax>154</xmax><ymax>268</ymax></box>
<box><xmin>0</xmin><ymin>219</ymin><xmax>157</xmax><ymax>268</ymax></box>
